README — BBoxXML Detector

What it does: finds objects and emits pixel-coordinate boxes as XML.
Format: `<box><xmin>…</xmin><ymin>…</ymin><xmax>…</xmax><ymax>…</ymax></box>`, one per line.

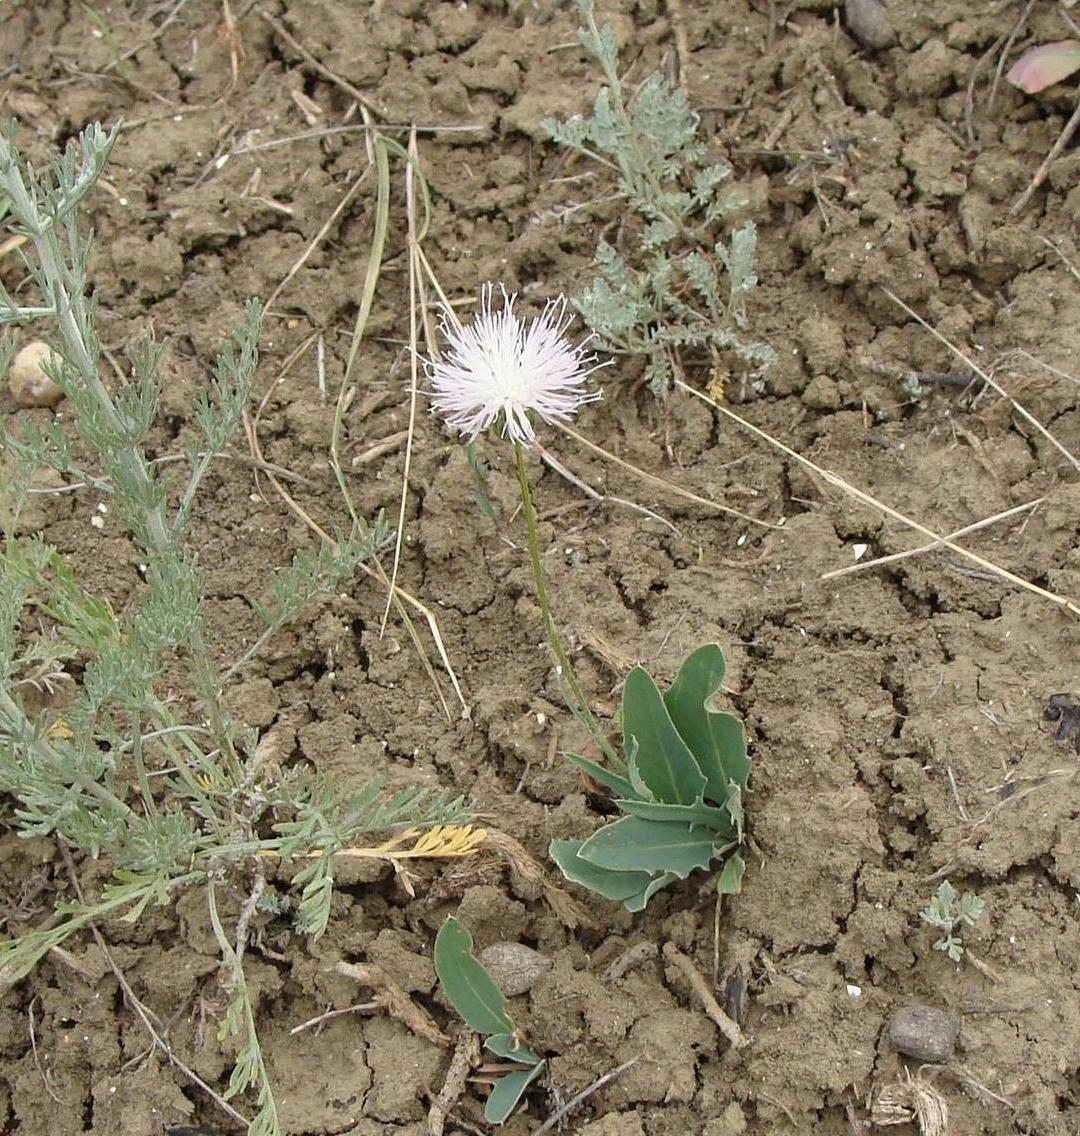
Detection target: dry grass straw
<box><xmin>555</xmin><ymin>421</ymin><xmax>779</xmax><ymax>529</ymax></box>
<box><xmin>883</xmin><ymin>288</ymin><xmax>1080</xmax><ymax>477</ymax></box>
<box><xmin>821</xmin><ymin>498</ymin><xmax>1044</xmax><ymax>581</ymax></box>
<box><xmin>674</xmin><ymin>302</ymin><xmax>1080</xmax><ymax>621</ymax></box>
<box><xmin>241</xmin><ymin>125</ymin><xmax>468</xmax><ymax>719</ymax></box>
<box><xmin>380</xmin><ymin>128</ymin><xmax>427</xmax><ymax>634</ymax></box>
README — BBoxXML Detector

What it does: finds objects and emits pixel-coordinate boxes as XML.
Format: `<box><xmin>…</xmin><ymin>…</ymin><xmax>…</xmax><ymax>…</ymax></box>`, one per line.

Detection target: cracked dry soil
<box><xmin>1</xmin><ymin>1</ymin><xmax>1080</xmax><ymax>1134</ymax></box>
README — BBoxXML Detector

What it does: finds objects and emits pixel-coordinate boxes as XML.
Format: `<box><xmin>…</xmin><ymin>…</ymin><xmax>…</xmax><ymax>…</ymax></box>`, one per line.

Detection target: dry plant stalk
<box><xmin>480</xmin><ymin>830</ymin><xmax>592</xmax><ymax>929</ymax></box>
<box><xmin>662</xmin><ymin>942</ymin><xmax>748</xmax><ymax>1049</ymax></box>
<box><xmin>428</xmin><ymin>1029</ymin><xmax>481</xmax><ymax>1136</ymax></box>
<box><xmin>336</xmin><ymin>960</ymin><xmax>450</xmax><ymax>1047</ymax></box>
<box><xmin>872</xmin><ymin>1069</ymin><xmax>949</xmax><ymax>1135</ymax></box>
<box><xmin>675</xmin><ymin>380</ymin><xmax>1080</xmax><ymax>618</ymax></box>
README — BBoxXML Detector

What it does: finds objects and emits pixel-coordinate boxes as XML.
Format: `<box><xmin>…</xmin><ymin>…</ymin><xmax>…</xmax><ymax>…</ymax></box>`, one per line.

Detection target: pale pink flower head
<box><xmin>428</xmin><ymin>284</ymin><xmax>605</xmax><ymax>446</ymax></box>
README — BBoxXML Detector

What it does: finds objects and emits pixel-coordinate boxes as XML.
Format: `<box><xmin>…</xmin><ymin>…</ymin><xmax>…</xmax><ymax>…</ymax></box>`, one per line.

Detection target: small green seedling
<box><xmin>1007</xmin><ymin>40</ymin><xmax>1080</xmax><ymax>94</ymax></box>
<box><xmin>550</xmin><ymin>643</ymin><xmax>748</xmax><ymax>911</ymax></box>
<box><xmin>920</xmin><ymin>880</ymin><xmax>985</xmax><ymax>962</ymax></box>
<box><xmin>434</xmin><ymin>917</ymin><xmax>546</xmax><ymax>1125</ymax></box>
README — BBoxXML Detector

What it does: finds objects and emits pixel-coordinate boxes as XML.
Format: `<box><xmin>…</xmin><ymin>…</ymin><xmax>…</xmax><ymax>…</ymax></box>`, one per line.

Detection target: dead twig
<box><xmin>258</xmin><ymin>8</ymin><xmax>384</xmax><ymax>117</ymax></box>
<box><xmin>674</xmin><ymin>377</ymin><xmax>1080</xmax><ymax>618</ymax></box>
<box><xmin>756</xmin><ymin>1090</ymin><xmax>799</xmax><ymax>1126</ymax></box>
<box><xmin>56</xmin><ymin>846</ymin><xmax>250</xmax><ymax>1129</ymax></box>
<box><xmin>664</xmin><ymin>0</ymin><xmax>692</xmax><ymax>84</ymax></box>
<box><xmin>556</xmin><ymin>421</ymin><xmax>779</xmax><ymax>529</ymax></box>
<box><xmin>662</xmin><ymin>942</ymin><xmax>749</xmax><ymax>1049</ymax></box>
<box><xmin>988</xmin><ymin>0</ymin><xmax>1038</xmax><ymax>116</ymax></box>
<box><xmin>352</xmin><ymin>429</ymin><xmax>410</xmax><ymax>466</ymax></box>
<box><xmin>335</xmin><ymin>960</ymin><xmax>450</xmax><ymax>1047</ymax></box>
<box><xmin>428</xmin><ymin>1030</ymin><xmax>481</xmax><ymax>1136</ymax></box>
<box><xmin>28</xmin><ymin>998</ymin><xmax>60</xmax><ymax>1103</ymax></box>
<box><xmin>539</xmin><ymin>447</ymin><xmax>678</xmax><ymax>533</ymax></box>
<box><xmin>884</xmin><ymin>289</ymin><xmax>1080</xmax><ymax>476</ymax></box>
<box><xmin>963</xmin><ymin>950</ymin><xmax>1002</xmax><ymax>983</ymax></box>
<box><xmin>289</xmin><ymin>1000</ymin><xmax>380</xmax><ymax>1036</ymax></box>
<box><xmin>527</xmin><ymin>1056</ymin><xmax>640</xmax><ymax>1136</ymax></box>
<box><xmin>821</xmin><ymin>499</ymin><xmax>1043</xmax><ymax>581</ymax></box>
<box><xmin>1012</xmin><ymin>96</ymin><xmax>1080</xmax><ymax>215</ymax></box>
<box><xmin>1040</xmin><ymin>236</ymin><xmax>1080</xmax><ymax>285</ymax></box>
<box><xmin>946</xmin><ymin>766</ymin><xmax>971</xmax><ymax>823</ymax></box>
<box><xmin>263</xmin><ymin>164</ymin><xmax>373</xmax><ymax>314</ymax></box>
<box><xmin>938</xmin><ymin>1063</ymin><xmax>1015</xmax><ymax>1110</ymax></box>
<box><xmin>601</xmin><ymin>941</ymin><xmax>657</xmax><ymax>985</ymax></box>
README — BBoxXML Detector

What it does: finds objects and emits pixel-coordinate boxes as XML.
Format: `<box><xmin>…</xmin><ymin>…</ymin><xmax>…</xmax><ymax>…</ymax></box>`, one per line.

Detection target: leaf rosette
<box><xmin>550</xmin><ymin>644</ymin><xmax>748</xmax><ymax>911</ymax></box>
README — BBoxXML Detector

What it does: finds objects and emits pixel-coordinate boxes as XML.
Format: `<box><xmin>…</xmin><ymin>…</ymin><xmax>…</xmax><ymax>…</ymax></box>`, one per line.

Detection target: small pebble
<box><xmin>8</xmin><ymin>340</ymin><xmax>65</xmax><ymax>407</ymax></box>
<box><xmin>845</xmin><ymin>0</ymin><xmax>897</xmax><ymax>50</ymax></box>
<box><xmin>479</xmin><ymin>942</ymin><xmax>552</xmax><ymax>997</ymax></box>
<box><xmin>889</xmin><ymin>1004</ymin><xmax>960</xmax><ymax>1063</ymax></box>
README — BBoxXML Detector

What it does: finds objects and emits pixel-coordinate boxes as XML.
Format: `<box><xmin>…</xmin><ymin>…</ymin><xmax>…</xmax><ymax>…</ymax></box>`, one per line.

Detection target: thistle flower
<box><xmin>428</xmin><ymin>284</ymin><xmax>605</xmax><ymax>446</ymax></box>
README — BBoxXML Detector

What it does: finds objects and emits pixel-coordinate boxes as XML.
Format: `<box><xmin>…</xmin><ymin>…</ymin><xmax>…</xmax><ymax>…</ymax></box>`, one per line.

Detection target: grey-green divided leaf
<box><xmin>577</xmin><ymin>816</ymin><xmax>716</xmax><ymax>878</ymax></box>
<box><xmin>614</xmin><ymin>796</ymin><xmax>735</xmax><ymax>838</ymax></box>
<box><xmin>564</xmin><ymin>752</ymin><xmax>639</xmax><ymax>801</ymax></box>
<box><xmin>484</xmin><ymin>1060</ymin><xmax>546</xmax><ymax>1124</ymax></box>
<box><xmin>716</xmin><ymin>852</ymin><xmax>745</xmax><ymax>895</ymax></box>
<box><xmin>485</xmin><ymin>1033</ymin><xmax>543</xmax><ymax>1067</ymax></box>
<box><xmin>663</xmin><ymin>643</ymin><xmax>749</xmax><ymax>798</ymax></box>
<box><xmin>623</xmin><ymin>666</ymin><xmax>706</xmax><ymax>805</ymax></box>
<box><xmin>549</xmin><ymin>839</ymin><xmax>654</xmax><ymax>901</ymax></box>
<box><xmin>434</xmin><ymin>917</ymin><xmax>512</xmax><ymax>1036</ymax></box>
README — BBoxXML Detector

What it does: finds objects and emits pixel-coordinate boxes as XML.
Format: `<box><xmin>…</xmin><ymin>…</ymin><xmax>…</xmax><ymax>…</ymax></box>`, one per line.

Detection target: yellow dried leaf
<box><xmin>46</xmin><ymin>719</ymin><xmax>73</xmax><ymax>741</ymax></box>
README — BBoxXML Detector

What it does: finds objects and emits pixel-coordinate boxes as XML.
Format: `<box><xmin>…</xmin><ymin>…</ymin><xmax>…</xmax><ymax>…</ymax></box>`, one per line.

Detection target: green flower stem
<box><xmin>513</xmin><ymin>442</ymin><xmax>624</xmax><ymax>772</ymax></box>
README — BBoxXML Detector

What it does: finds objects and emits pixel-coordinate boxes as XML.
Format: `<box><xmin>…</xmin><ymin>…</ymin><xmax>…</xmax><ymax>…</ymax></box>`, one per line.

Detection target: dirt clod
<box><xmin>888</xmin><ymin>1004</ymin><xmax>961</xmax><ymax>1064</ymax></box>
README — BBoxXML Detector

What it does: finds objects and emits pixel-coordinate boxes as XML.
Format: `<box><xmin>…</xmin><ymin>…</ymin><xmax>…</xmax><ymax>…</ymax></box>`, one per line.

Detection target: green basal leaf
<box><xmin>434</xmin><ymin>917</ymin><xmax>513</xmax><ymax>1036</ymax></box>
<box><xmin>484</xmin><ymin>1061</ymin><xmax>546</xmax><ymax>1124</ymax></box>
<box><xmin>614</xmin><ymin>795</ymin><xmax>735</xmax><ymax>838</ymax></box>
<box><xmin>663</xmin><ymin>644</ymin><xmax>749</xmax><ymax>798</ymax></box>
<box><xmin>549</xmin><ymin>839</ymin><xmax>654</xmax><ymax>900</ymax></box>
<box><xmin>564</xmin><ymin>752</ymin><xmax>639</xmax><ymax>801</ymax></box>
<box><xmin>485</xmin><ymin>1033</ymin><xmax>543</xmax><ymax>1066</ymax></box>
<box><xmin>623</xmin><ymin>666</ymin><xmax>706</xmax><ymax>805</ymax></box>
<box><xmin>716</xmin><ymin>852</ymin><xmax>745</xmax><ymax>895</ymax></box>
<box><xmin>624</xmin><ymin>871</ymin><xmax>678</xmax><ymax>912</ymax></box>
<box><xmin>577</xmin><ymin>816</ymin><xmax>716</xmax><ymax>878</ymax></box>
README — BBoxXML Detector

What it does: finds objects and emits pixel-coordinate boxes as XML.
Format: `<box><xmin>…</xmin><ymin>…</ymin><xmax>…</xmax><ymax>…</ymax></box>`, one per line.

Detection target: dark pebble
<box><xmin>889</xmin><ymin>1004</ymin><xmax>960</xmax><ymax>1063</ymax></box>
<box><xmin>845</xmin><ymin>0</ymin><xmax>897</xmax><ymax>50</ymax></box>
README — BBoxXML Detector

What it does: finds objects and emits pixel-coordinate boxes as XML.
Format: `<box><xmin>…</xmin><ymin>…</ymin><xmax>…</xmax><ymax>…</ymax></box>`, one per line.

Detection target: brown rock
<box><xmin>889</xmin><ymin>1004</ymin><xmax>960</xmax><ymax>1063</ymax></box>
<box><xmin>478</xmin><ymin>942</ymin><xmax>552</xmax><ymax>997</ymax></box>
<box><xmin>845</xmin><ymin>0</ymin><xmax>896</xmax><ymax>50</ymax></box>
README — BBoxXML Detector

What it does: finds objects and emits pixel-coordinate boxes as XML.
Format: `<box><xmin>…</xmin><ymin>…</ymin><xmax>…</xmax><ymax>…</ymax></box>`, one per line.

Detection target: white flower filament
<box><xmin>428</xmin><ymin>284</ymin><xmax>605</xmax><ymax>445</ymax></box>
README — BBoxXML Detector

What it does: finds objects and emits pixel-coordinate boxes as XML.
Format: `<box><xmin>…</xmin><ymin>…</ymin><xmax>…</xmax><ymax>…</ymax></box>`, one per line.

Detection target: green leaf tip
<box><xmin>434</xmin><ymin>916</ymin><xmax>513</xmax><ymax>1036</ymax></box>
